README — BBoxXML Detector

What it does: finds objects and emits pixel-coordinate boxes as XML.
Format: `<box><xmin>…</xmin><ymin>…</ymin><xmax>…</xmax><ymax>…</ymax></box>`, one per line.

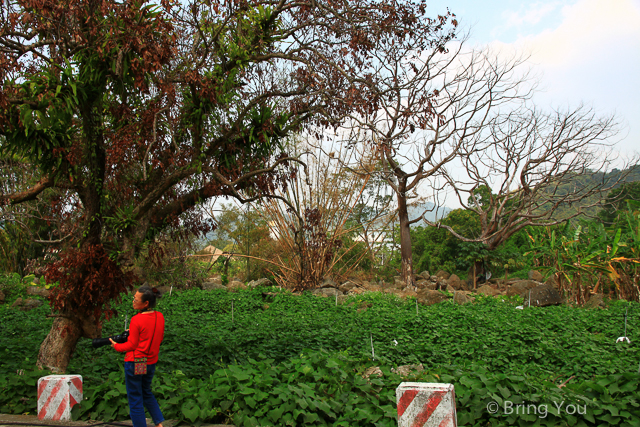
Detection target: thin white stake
<box><xmin>170</xmin><ymin>285</ymin><xmax>173</xmax><ymax>296</ymax></box>
<box><xmin>617</xmin><ymin>306</ymin><xmax>631</xmax><ymax>343</ymax></box>
<box><xmin>528</xmin><ymin>290</ymin><xmax>531</xmax><ymax>308</ymax></box>
<box><xmin>335</xmin><ymin>292</ymin><xmax>338</xmax><ymax>306</ymax></box>
<box><xmin>415</xmin><ymin>298</ymin><xmax>418</xmax><ymax>315</ymax></box>
<box><xmin>370</xmin><ymin>333</ymin><xmax>375</xmax><ymax>360</ymax></box>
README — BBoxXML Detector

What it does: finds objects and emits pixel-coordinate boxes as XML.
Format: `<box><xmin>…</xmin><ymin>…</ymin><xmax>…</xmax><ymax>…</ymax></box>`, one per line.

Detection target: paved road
<box><xmin>0</xmin><ymin>415</ymin><xmax>232</xmax><ymax>427</ymax></box>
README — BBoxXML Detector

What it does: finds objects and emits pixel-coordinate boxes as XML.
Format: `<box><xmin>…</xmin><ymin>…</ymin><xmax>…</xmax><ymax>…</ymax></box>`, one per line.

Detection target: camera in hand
<box><xmin>92</xmin><ymin>330</ymin><xmax>129</xmax><ymax>349</ymax></box>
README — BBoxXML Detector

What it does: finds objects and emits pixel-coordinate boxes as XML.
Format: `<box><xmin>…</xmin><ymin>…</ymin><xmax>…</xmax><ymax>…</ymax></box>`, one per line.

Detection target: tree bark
<box><xmin>396</xmin><ymin>187</ymin><xmax>415</xmax><ymax>288</ymax></box>
<box><xmin>37</xmin><ymin>93</ymin><xmax>108</xmax><ymax>373</ymax></box>
<box><xmin>37</xmin><ymin>311</ymin><xmax>103</xmax><ymax>373</ymax></box>
<box><xmin>37</xmin><ymin>317</ymin><xmax>81</xmax><ymax>373</ymax></box>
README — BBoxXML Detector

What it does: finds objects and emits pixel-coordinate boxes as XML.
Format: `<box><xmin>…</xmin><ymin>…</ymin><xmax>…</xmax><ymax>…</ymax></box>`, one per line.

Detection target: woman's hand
<box><xmin>109</xmin><ymin>338</ymin><xmax>117</xmax><ymax>349</ymax></box>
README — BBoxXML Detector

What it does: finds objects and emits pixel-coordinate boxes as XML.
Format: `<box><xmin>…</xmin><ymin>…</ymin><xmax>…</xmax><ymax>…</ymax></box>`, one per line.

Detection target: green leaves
<box><xmin>4</xmin><ymin>288</ymin><xmax>640</xmax><ymax>425</ymax></box>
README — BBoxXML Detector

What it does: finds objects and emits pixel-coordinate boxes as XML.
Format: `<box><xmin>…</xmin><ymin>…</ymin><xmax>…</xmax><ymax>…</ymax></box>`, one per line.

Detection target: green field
<box><xmin>2</xmin><ymin>288</ymin><xmax>640</xmax><ymax>426</ymax></box>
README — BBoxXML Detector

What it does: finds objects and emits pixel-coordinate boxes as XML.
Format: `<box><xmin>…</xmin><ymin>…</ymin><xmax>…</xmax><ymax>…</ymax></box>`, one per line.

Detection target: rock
<box><xmin>336</xmin><ymin>295</ymin><xmax>349</xmax><ymax>304</ymax></box>
<box><xmin>415</xmin><ymin>280</ymin><xmax>429</xmax><ymax>290</ymax></box>
<box><xmin>404</xmin><ymin>288</ymin><xmax>419</xmax><ymax>297</ymax></box>
<box><xmin>381</xmin><ymin>281</ymin><xmax>396</xmax><ymax>290</ymax></box>
<box><xmin>545</xmin><ymin>274</ymin><xmax>558</xmax><ymax>289</ymax></box>
<box><xmin>489</xmin><ymin>279</ymin><xmax>507</xmax><ymax>290</ymax></box>
<box><xmin>247</xmin><ymin>278</ymin><xmax>272</xmax><ymax>288</ymax></box>
<box><xmin>362</xmin><ymin>366</ymin><xmax>383</xmax><ymax>379</ymax></box>
<box><xmin>338</xmin><ymin>281</ymin><xmax>357</xmax><ymax>293</ymax></box>
<box><xmin>442</xmin><ymin>284</ymin><xmax>456</xmax><ymax>293</ymax></box>
<box><xmin>416</xmin><ymin>289</ymin><xmax>448</xmax><ymax>306</ymax></box>
<box><xmin>202</xmin><ymin>282</ymin><xmax>226</xmax><ymax>291</ymax></box>
<box><xmin>454</xmin><ymin>292</ymin><xmax>471</xmax><ymax>305</ymax></box>
<box><xmin>425</xmin><ymin>283</ymin><xmax>438</xmax><ymax>290</ymax></box>
<box><xmin>506</xmin><ymin>280</ymin><xmax>540</xmax><ymax>297</ymax></box>
<box><xmin>227</xmin><ymin>281</ymin><xmax>247</xmax><ymax>291</ymax></box>
<box><xmin>476</xmin><ymin>285</ymin><xmax>499</xmax><ymax>296</ymax></box>
<box><xmin>528</xmin><ymin>270</ymin><xmax>544</xmax><ymax>282</ymax></box>
<box><xmin>201</xmin><ymin>276</ymin><xmax>223</xmax><ymax>288</ymax></box>
<box><xmin>429</xmin><ymin>275</ymin><xmax>439</xmax><ymax>282</ymax></box>
<box><xmin>320</xmin><ymin>278</ymin><xmax>338</xmax><ymax>288</ymax></box>
<box><xmin>0</xmin><ymin>290</ymin><xmax>5</xmax><ymax>304</ymax></box>
<box><xmin>367</xmin><ymin>285</ymin><xmax>383</xmax><ymax>293</ymax></box>
<box><xmin>26</xmin><ymin>286</ymin><xmax>50</xmax><ymax>298</ymax></box>
<box><xmin>451</xmin><ymin>278</ymin><xmax>471</xmax><ymax>291</ymax></box>
<box><xmin>21</xmin><ymin>298</ymin><xmax>43</xmax><ymax>311</ymax></box>
<box><xmin>311</xmin><ymin>288</ymin><xmax>343</xmax><ymax>297</ymax></box>
<box><xmin>32</xmin><ymin>277</ymin><xmax>40</xmax><ymax>285</ymax></box>
<box><xmin>584</xmin><ymin>294</ymin><xmax>607</xmax><ymax>308</ymax></box>
<box><xmin>418</xmin><ymin>271</ymin><xmax>430</xmax><ymax>280</ymax></box>
<box><xmin>356</xmin><ymin>302</ymin><xmax>372</xmax><ymax>313</ymax></box>
<box><xmin>394</xmin><ymin>277</ymin><xmax>406</xmax><ymax>288</ymax></box>
<box><xmin>435</xmin><ymin>270</ymin><xmax>450</xmax><ymax>280</ymax></box>
<box><xmin>11</xmin><ymin>297</ymin><xmax>23</xmax><ymax>308</ymax></box>
<box><xmin>392</xmin><ymin>364</ymin><xmax>424</xmax><ymax>377</ymax></box>
<box><xmin>526</xmin><ymin>284</ymin><xmax>563</xmax><ymax>307</ymax></box>
<box><xmin>397</xmin><ymin>289</ymin><xmax>418</xmax><ymax>299</ymax></box>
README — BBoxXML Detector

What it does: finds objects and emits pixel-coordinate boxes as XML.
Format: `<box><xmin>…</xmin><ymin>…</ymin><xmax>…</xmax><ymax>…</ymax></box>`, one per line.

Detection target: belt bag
<box><xmin>134</xmin><ymin>357</ymin><xmax>147</xmax><ymax>375</ymax></box>
<box><xmin>134</xmin><ymin>312</ymin><xmax>157</xmax><ymax>375</ymax></box>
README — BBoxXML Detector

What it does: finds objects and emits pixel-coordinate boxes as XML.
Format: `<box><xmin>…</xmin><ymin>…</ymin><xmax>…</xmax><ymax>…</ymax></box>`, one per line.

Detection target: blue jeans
<box><xmin>124</xmin><ymin>362</ymin><xmax>164</xmax><ymax>427</ymax></box>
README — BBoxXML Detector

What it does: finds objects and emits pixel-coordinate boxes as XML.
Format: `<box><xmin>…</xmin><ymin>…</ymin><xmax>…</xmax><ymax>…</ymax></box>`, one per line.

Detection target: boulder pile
<box><xmin>180</xmin><ymin>269</ymin><xmax>566</xmax><ymax>308</ymax></box>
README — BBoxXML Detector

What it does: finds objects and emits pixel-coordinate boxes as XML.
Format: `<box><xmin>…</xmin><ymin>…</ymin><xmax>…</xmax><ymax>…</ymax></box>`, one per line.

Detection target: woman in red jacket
<box><xmin>111</xmin><ymin>286</ymin><xmax>166</xmax><ymax>427</ymax></box>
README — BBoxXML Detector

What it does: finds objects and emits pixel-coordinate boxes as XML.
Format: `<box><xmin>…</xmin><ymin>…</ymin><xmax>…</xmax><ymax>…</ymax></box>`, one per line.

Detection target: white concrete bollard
<box><xmin>396</xmin><ymin>382</ymin><xmax>457</xmax><ymax>427</ymax></box>
<box><xmin>37</xmin><ymin>375</ymin><xmax>83</xmax><ymax>421</ymax></box>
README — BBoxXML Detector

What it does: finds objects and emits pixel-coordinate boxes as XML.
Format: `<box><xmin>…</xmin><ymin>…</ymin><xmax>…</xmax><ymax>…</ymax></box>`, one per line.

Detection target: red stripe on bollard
<box><xmin>39</xmin><ymin>381</ymin><xmax>63</xmax><ymax>419</ymax></box>
<box><xmin>396</xmin><ymin>382</ymin><xmax>457</xmax><ymax>427</ymax></box>
<box><xmin>52</xmin><ymin>397</ymin><xmax>68</xmax><ymax>421</ymax></box>
<box><xmin>437</xmin><ymin>413</ymin><xmax>454</xmax><ymax>427</ymax></box>
<box><xmin>410</xmin><ymin>391</ymin><xmax>445</xmax><ymax>427</ymax></box>
<box><xmin>37</xmin><ymin>375</ymin><xmax>83</xmax><ymax>421</ymax></box>
<box><xmin>398</xmin><ymin>389</ymin><xmax>420</xmax><ymax>417</ymax></box>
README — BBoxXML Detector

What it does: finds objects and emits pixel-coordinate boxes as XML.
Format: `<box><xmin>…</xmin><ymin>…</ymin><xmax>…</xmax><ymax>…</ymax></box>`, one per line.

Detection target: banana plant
<box><xmin>526</xmin><ymin>218</ymin><xmax>639</xmax><ymax>303</ymax></box>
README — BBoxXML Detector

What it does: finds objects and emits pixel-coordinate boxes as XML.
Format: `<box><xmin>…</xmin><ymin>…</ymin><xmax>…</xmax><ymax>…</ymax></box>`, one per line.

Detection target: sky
<box><xmin>431</xmin><ymin>0</ymin><xmax>640</xmax><ymax>156</ymax></box>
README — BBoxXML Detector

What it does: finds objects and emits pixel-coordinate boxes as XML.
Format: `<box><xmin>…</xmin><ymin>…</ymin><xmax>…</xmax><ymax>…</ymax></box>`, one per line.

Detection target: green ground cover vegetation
<box><xmin>2</xmin><ymin>286</ymin><xmax>640</xmax><ymax>426</ymax></box>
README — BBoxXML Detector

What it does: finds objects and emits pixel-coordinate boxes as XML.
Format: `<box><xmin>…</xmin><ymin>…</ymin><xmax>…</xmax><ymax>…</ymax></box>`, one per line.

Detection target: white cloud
<box><xmin>517</xmin><ymin>0</ymin><xmax>640</xmax><ymax>67</ymax></box>
<box><xmin>488</xmin><ymin>0</ymin><xmax>640</xmax><ymax>153</ymax></box>
<box><xmin>494</xmin><ymin>1</ymin><xmax>563</xmax><ymax>36</ymax></box>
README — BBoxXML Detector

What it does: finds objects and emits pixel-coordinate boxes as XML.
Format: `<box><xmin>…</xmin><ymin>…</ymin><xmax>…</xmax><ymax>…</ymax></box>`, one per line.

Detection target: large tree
<box><xmin>0</xmin><ymin>0</ymin><xmax>455</xmax><ymax>372</ymax></box>
<box><xmin>341</xmin><ymin>44</ymin><xmax>532</xmax><ymax>286</ymax></box>
<box><xmin>426</xmin><ymin>105</ymin><xmax>624</xmax><ymax>258</ymax></box>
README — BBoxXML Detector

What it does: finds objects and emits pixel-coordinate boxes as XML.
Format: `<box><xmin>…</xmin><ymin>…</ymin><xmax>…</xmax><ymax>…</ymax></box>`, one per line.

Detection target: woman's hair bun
<box><xmin>138</xmin><ymin>285</ymin><xmax>161</xmax><ymax>307</ymax></box>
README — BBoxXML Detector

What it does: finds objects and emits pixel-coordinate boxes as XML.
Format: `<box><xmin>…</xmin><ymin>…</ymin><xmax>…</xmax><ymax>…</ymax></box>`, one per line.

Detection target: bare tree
<box><xmin>257</xmin><ymin>140</ymin><xmax>391</xmax><ymax>290</ymax></box>
<box><xmin>341</xmin><ymin>43</ymin><xmax>534</xmax><ymax>286</ymax></box>
<box><xmin>427</xmin><ymin>104</ymin><xmax>624</xmax><ymax>263</ymax></box>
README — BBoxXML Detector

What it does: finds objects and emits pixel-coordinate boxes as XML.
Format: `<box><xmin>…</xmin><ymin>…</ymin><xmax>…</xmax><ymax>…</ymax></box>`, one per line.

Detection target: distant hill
<box><xmin>407</xmin><ymin>202</ymin><xmax>452</xmax><ymax>226</ymax></box>
<box><xmin>550</xmin><ymin>164</ymin><xmax>640</xmax><ymax>220</ymax></box>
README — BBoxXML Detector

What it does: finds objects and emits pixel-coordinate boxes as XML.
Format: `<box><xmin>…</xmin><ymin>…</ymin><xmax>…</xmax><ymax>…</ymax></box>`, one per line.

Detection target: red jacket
<box><xmin>114</xmin><ymin>311</ymin><xmax>165</xmax><ymax>364</ymax></box>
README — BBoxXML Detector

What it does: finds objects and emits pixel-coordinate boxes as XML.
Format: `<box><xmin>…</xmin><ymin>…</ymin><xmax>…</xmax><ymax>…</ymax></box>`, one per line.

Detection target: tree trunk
<box><xmin>36</xmin><ymin>315</ymin><xmax>96</xmax><ymax>373</ymax></box>
<box><xmin>397</xmin><ymin>188</ymin><xmax>415</xmax><ymax>288</ymax></box>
